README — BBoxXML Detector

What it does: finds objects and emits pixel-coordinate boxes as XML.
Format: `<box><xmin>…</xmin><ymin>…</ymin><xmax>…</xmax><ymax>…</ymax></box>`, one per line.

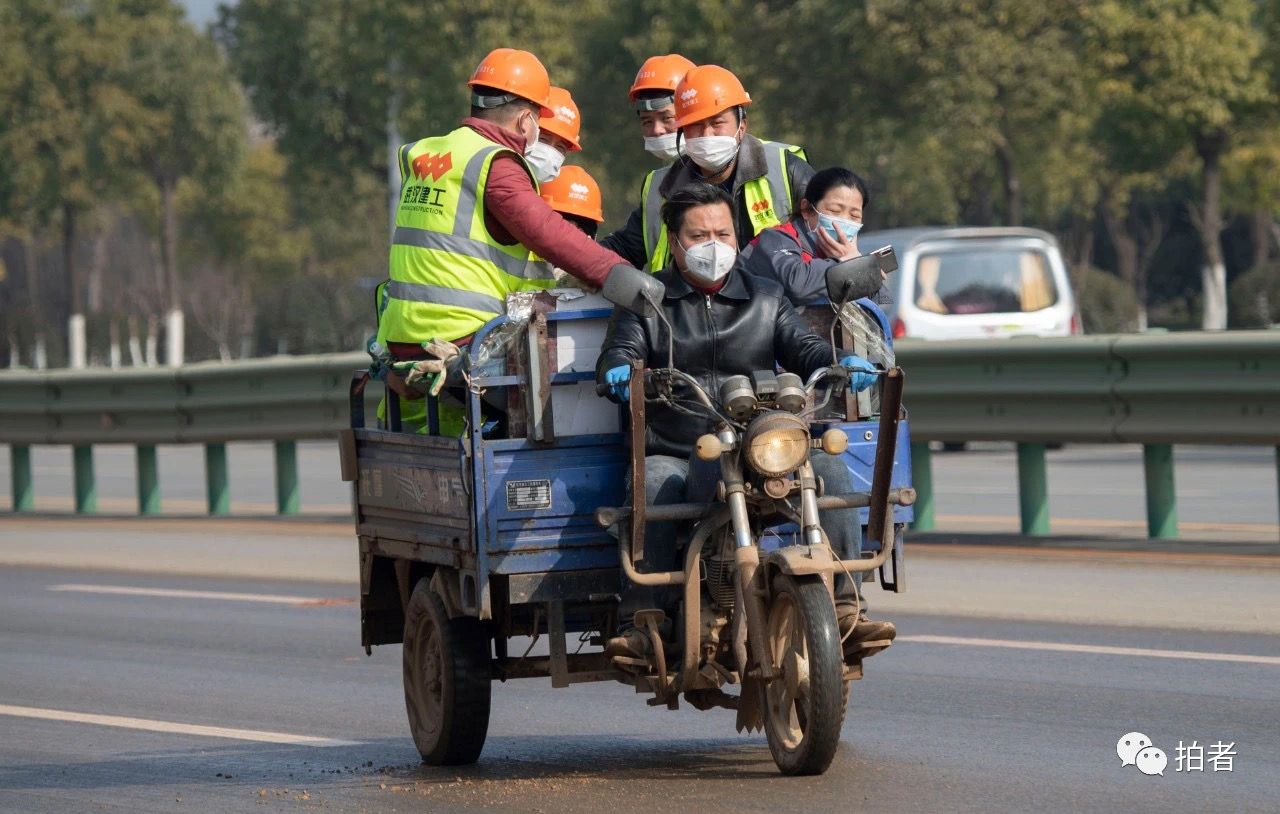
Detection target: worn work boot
<box><xmin>836</xmin><ymin>601</ymin><xmax>897</xmax><ymax>660</ymax></box>
<box><xmin>605</xmin><ymin>627</ymin><xmax>652</xmax><ymax>661</ymax></box>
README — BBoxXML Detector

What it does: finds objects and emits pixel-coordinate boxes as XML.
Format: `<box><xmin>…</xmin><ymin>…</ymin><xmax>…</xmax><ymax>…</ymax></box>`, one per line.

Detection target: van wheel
<box><xmin>402</xmin><ymin>580</ymin><xmax>491</xmax><ymax>765</ymax></box>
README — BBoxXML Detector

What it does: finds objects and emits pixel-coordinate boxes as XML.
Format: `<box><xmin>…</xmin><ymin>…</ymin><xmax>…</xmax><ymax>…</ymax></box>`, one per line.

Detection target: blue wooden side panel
<box><xmin>835</xmin><ymin>417</ymin><xmax>914</xmax><ymax>527</ymax></box>
<box><xmin>476</xmin><ymin>433</ymin><xmax>627</xmax><ymax>574</ymax></box>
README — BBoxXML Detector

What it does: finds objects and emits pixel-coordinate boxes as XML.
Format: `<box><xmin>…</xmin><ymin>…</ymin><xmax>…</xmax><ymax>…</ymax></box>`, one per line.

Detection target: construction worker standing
<box><xmin>540</xmin><ymin>164</ymin><xmax>604</xmax><ymax>238</ymax></box>
<box><xmin>596</xmin><ymin>54</ymin><xmax>693</xmax><ymax>268</ymax></box>
<box><xmin>535</xmin><ymin>165</ymin><xmax>606</xmax><ymax>287</ymax></box>
<box><xmin>600</xmin><ymin>64</ymin><xmax>814</xmax><ymax>271</ymax></box>
<box><xmin>524</xmin><ymin>86</ymin><xmax>583</xmax><ymax>183</ymax></box>
<box><xmin>629</xmin><ymin>53</ymin><xmax>695</xmax><ymax>162</ymax></box>
<box><xmin>375</xmin><ymin>47</ymin><xmax>635</xmax><ymax>432</ymax></box>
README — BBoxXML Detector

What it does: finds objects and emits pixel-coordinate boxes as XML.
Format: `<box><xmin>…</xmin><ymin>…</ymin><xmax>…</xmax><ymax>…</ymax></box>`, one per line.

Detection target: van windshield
<box><xmin>913</xmin><ymin>248</ymin><xmax>1058</xmax><ymax>315</ymax></box>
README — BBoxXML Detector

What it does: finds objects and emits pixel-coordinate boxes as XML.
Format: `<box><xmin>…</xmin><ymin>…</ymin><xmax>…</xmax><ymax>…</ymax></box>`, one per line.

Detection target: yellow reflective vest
<box><xmin>640</xmin><ymin>140</ymin><xmax>806</xmax><ymax>272</ymax></box>
<box><xmin>376</xmin><ymin>126</ymin><xmax>557</xmax><ymax>345</ymax></box>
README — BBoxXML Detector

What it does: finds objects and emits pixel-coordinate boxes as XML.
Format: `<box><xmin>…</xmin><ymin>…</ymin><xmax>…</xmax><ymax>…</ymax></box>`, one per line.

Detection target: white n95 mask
<box><xmin>525</xmin><ymin>140</ymin><xmax>564</xmax><ymax>183</ymax></box>
<box><xmin>682</xmin><ymin>135</ymin><xmax>740</xmax><ymax>172</ymax></box>
<box><xmin>682</xmin><ymin>239</ymin><xmax>736</xmax><ymax>285</ymax></box>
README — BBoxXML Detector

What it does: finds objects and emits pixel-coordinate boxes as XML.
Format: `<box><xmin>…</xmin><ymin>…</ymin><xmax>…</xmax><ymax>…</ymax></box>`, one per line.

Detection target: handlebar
<box><xmin>596</xmin><ymin>363</ymin><xmax>881</xmax><ymax>414</ymax></box>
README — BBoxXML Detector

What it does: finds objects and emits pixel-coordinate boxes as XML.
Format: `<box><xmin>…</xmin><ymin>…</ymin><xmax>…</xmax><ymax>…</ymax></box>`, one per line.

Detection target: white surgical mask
<box><xmin>681</xmin><ymin>239</ymin><xmax>736</xmax><ymax>285</ymax></box>
<box><xmin>525</xmin><ymin>140</ymin><xmax>564</xmax><ymax>183</ymax></box>
<box><xmin>643</xmin><ymin>132</ymin><xmax>680</xmax><ymax>161</ymax></box>
<box><xmin>682</xmin><ymin>135</ymin><xmax>740</xmax><ymax>172</ymax></box>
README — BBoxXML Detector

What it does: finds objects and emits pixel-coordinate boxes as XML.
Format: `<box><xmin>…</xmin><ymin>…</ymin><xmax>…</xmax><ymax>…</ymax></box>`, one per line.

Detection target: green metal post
<box><xmin>1142</xmin><ymin>443</ymin><xmax>1178</xmax><ymax>539</ymax></box>
<box><xmin>11</xmin><ymin>445</ymin><xmax>34</xmax><ymax>512</ymax></box>
<box><xmin>205</xmin><ymin>443</ymin><xmax>229</xmax><ymax>516</ymax></box>
<box><xmin>136</xmin><ymin>444</ymin><xmax>160</xmax><ymax>516</ymax></box>
<box><xmin>1275</xmin><ymin>446</ymin><xmax>1279</xmax><ymax>542</ymax></box>
<box><xmin>1016</xmin><ymin>442</ymin><xmax>1049</xmax><ymax>535</ymax></box>
<box><xmin>73</xmin><ymin>445</ymin><xmax>96</xmax><ymax>514</ymax></box>
<box><xmin>909</xmin><ymin>441</ymin><xmax>935</xmax><ymax>531</ymax></box>
<box><xmin>274</xmin><ymin>440</ymin><xmax>299</xmax><ymax>515</ymax></box>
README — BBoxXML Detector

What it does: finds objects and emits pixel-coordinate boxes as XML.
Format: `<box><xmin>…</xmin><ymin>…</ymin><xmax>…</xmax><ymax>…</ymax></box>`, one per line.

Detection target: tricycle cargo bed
<box><xmin>348</xmin><ymin>428</ymin><xmax>627</xmax><ymax>573</ymax></box>
<box><xmin>349</xmin><ymin>429</ymin><xmax>472</xmax><ymax>563</ymax></box>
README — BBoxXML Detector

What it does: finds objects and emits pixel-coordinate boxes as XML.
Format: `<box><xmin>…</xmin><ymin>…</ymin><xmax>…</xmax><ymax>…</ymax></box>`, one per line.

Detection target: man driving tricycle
<box><xmin>596</xmin><ymin>183</ymin><xmax>897</xmax><ymax>668</ymax></box>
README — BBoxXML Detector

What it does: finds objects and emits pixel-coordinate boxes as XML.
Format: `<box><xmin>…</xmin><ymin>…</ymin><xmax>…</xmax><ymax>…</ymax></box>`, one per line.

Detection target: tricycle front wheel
<box><xmin>403</xmin><ymin>580</ymin><xmax>492</xmax><ymax>765</ymax></box>
<box><xmin>763</xmin><ymin>573</ymin><xmax>844</xmax><ymax>776</ymax></box>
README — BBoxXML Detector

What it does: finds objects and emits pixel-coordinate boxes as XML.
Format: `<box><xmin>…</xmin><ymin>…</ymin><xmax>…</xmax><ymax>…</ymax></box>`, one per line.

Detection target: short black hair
<box><xmin>800</xmin><ymin>167</ymin><xmax>871</xmax><ymax>216</ymax></box>
<box><xmin>660</xmin><ymin>181</ymin><xmax>734</xmax><ymax>236</ymax></box>
<box><xmin>469</xmin><ymin>84</ymin><xmax>539</xmax><ymax>122</ymax></box>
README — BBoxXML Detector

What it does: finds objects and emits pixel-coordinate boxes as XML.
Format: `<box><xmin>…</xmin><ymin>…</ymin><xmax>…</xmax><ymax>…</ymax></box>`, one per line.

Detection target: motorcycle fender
<box><xmin>767</xmin><ymin>544</ymin><xmax>836</xmax><ymax>577</ymax></box>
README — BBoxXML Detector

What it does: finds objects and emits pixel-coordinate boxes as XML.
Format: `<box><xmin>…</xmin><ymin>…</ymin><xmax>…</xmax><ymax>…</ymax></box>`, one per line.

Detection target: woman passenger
<box><xmin>742</xmin><ymin>166</ymin><xmax>890</xmax><ymax>307</ymax></box>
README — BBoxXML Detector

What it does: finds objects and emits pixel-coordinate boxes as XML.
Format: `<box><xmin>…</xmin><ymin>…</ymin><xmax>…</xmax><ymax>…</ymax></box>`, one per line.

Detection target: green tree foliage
<box><xmin>1228</xmin><ymin>262</ymin><xmax>1280</xmax><ymax>328</ymax></box>
<box><xmin>121</xmin><ymin>12</ymin><xmax>246</xmax><ymax>313</ymax></box>
<box><xmin>1084</xmin><ymin>0</ymin><xmax>1269</xmax><ymax>330</ymax></box>
<box><xmin>4</xmin><ymin>0</ymin><xmax>1280</xmax><ymax>367</ymax></box>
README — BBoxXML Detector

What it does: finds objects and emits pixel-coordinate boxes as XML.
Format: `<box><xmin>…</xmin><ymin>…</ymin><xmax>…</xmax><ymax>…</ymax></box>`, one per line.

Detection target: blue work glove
<box><xmin>839</xmin><ymin>355</ymin><xmax>879</xmax><ymax>392</ymax></box>
<box><xmin>604</xmin><ymin>364</ymin><xmax>631</xmax><ymax>402</ymax></box>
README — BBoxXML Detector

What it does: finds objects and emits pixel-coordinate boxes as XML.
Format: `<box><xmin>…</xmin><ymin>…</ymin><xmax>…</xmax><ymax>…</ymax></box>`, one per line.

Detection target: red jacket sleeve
<box><xmin>484</xmin><ymin>154</ymin><xmax>629</xmax><ymax>288</ymax></box>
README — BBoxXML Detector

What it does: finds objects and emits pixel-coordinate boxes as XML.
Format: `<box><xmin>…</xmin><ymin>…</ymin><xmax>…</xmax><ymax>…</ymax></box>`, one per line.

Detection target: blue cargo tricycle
<box><xmin>340</xmin><ymin>262</ymin><xmax>914</xmax><ymax>776</ymax></box>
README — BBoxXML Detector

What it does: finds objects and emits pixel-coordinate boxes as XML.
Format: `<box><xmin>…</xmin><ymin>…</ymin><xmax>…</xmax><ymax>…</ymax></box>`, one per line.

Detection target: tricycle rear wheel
<box><xmin>402</xmin><ymin>580</ymin><xmax>492</xmax><ymax>765</ymax></box>
<box><xmin>763</xmin><ymin>573</ymin><xmax>844</xmax><ymax>776</ymax></box>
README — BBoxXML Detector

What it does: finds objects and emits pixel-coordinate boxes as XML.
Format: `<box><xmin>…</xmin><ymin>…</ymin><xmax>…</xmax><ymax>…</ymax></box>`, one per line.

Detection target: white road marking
<box><xmin>0</xmin><ymin>704</ymin><xmax>359</xmax><ymax>746</ymax></box>
<box><xmin>901</xmin><ymin>634</ymin><xmax>1280</xmax><ymax>666</ymax></box>
<box><xmin>47</xmin><ymin>584</ymin><xmax>346</xmax><ymax>605</ymax></box>
<box><xmin>935</xmin><ymin>514</ymin><xmax>1277</xmax><ymax>533</ymax></box>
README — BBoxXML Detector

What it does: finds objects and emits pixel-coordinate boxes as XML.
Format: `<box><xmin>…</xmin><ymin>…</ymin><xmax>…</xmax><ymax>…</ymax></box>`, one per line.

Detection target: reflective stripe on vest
<box><xmin>384</xmin><ymin>280</ymin><xmax>504</xmax><ymax>315</ymax></box>
<box><xmin>640</xmin><ymin>165</ymin><xmax>672</xmax><ymax>262</ymax></box>
<box><xmin>644</xmin><ymin>140</ymin><xmax>805</xmax><ymax>272</ymax></box>
<box><xmin>377</xmin><ymin>127</ymin><xmax>557</xmax><ymax>345</ymax></box>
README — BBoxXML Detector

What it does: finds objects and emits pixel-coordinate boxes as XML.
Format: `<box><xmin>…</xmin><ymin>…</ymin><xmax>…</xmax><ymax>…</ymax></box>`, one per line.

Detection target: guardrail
<box><xmin>1</xmin><ymin>331</ymin><xmax>1277</xmax><ymax>537</ymax></box>
<box><xmin>898</xmin><ymin>331</ymin><xmax>1280</xmax><ymax>537</ymax></box>
<box><xmin>0</xmin><ymin>354</ymin><xmax>377</xmax><ymax>515</ymax></box>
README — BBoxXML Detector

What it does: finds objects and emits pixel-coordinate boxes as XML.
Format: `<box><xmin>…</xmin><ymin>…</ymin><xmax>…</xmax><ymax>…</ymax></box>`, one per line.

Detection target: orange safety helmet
<box><xmin>673</xmin><ymin>64</ymin><xmax>751</xmax><ymax>129</ymax></box>
<box><xmin>539</xmin><ymin>87</ymin><xmax>582</xmax><ymax>152</ymax></box>
<box><xmin>629</xmin><ymin>53</ymin><xmax>696</xmax><ymax>108</ymax></box>
<box><xmin>468</xmin><ymin>48</ymin><xmax>554</xmax><ymax>117</ymax></box>
<box><xmin>540</xmin><ymin>165</ymin><xmax>603</xmax><ymax>223</ymax></box>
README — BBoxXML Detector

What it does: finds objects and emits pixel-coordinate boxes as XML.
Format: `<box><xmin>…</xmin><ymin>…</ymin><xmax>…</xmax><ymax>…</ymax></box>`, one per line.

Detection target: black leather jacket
<box><xmin>596</xmin><ymin>264</ymin><xmax>834</xmax><ymax>458</ymax></box>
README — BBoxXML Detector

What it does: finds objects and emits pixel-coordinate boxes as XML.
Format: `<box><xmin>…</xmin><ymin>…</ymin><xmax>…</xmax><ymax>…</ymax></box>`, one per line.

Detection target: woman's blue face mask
<box><xmin>815</xmin><ymin>208</ymin><xmax>862</xmax><ymax>243</ymax></box>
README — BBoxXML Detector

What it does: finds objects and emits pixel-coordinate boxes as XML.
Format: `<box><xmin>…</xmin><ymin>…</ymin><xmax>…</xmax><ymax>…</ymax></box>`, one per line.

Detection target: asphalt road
<box><xmin>1</xmin><ymin>564</ymin><xmax>1276</xmax><ymax>813</ymax></box>
<box><xmin>2</xmin><ymin>442</ymin><xmax>1276</xmax><ymax>539</ymax></box>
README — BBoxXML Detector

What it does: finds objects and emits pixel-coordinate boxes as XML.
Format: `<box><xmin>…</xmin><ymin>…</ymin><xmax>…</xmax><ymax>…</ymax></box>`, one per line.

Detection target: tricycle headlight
<box><xmin>743</xmin><ymin>411</ymin><xmax>810</xmax><ymax>477</ymax></box>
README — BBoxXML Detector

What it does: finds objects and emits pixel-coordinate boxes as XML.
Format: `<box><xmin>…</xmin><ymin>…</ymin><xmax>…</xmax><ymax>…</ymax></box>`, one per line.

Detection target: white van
<box><xmin>859</xmin><ymin>227</ymin><xmax>1081</xmax><ymax>340</ymax></box>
